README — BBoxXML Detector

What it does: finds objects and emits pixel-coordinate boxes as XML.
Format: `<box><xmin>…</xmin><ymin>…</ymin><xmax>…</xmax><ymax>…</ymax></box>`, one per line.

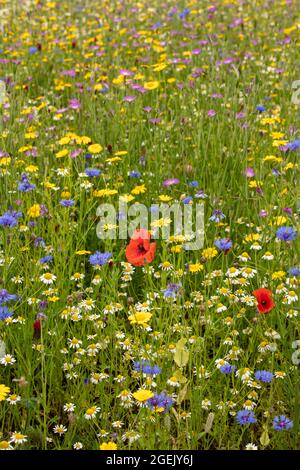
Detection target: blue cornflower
<box><xmin>236</xmin><ymin>410</ymin><xmax>257</xmax><ymax>425</ymax></box>
<box><xmin>85</xmin><ymin>168</ymin><xmax>101</xmax><ymax>177</ymax></box>
<box><xmin>40</xmin><ymin>255</ymin><xmax>53</xmax><ymax>264</ymax></box>
<box><xmin>146</xmin><ymin>392</ymin><xmax>173</xmax><ymax>412</ymax></box>
<box><xmin>276</xmin><ymin>226</ymin><xmax>297</xmax><ymax>241</ymax></box>
<box><xmin>133</xmin><ymin>361</ymin><xmax>161</xmax><ymax>376</ymax></box>
<box><xmin>0</xmin><ymin>289</ymin><xmax>17</xmax><ymax>305</ymax></box>
<box><xmin>214</xmin><ymin>238</ymin><xmax>232</xmax><ymax>251</ymax></box>
<box><xmin>60</xmin><ymin>199</ymin><xmax>75</xmax><ymax>207</ymax></box>
<box><xmin>287</xmin><ymin>139</ymin><xmax>300</xmax><ymax>151</ymax></box>
<box><xmin>0</xmin><ymin>306</ymin><xmax>13</xmax><ymax>321</ymax></box>
<box><xmin>189</xmin><ymin>180</ymin><xmax>199</xmax><ymax>188</ymax></box>
<box><xmin>34</xmin><ymin>237</ymin><xmax>45</xmax><ymax>247</ymax></box>
<box><xmin>162</xmin><ymin>282</ymin><xmax>182</xmax><ymax>298</ymax></box>
<box><xmin>255</xmin><ymin>370</ymin><xmax>273</xmax><ymax>383</ymax></box>
<box><xmin>256</xmin><ymin>105</ymin><xmax>266</xmax><ymax>112</ymax></box>
<box><xmin>18</xmin><ymin>173</ymin><xmax>36</xmax><ymax>192</ymax></box>
<box><xmin>209</xmin><ymin>209</ymin><xmax>225</xmax><ymax>222</ymax></box>
<box><xmin>273</xmin><ymin>415</ymin><xmax>293</xmax><ymax>431</ymax></box>
<box><xmin>128</xmin><ymin>170</ymin><xmax>141</xmax><ymax>178</ymax></box>
<box><xmin>220</xmin><ymin>364</ymin><xmax>236</xmax><ymax>374</ymax></box>
<box><xmin>179</xmin><ymin>8</ymin><xmax>190</xmax><ymax>19</ymax></box>
<box><xmin>0</xmin><ymin>210</ymin><xmax>22</xmax><ymax>228</ymax></box>
<box><xmin>29</xmin><ymin>46</ymin><xmax>38</xmax><ymax>54</ymax></box>
<box><xmin>182</xmin><ymin>196</ymin><xmax>193</xmax><ymax>204</ymax></box>
<box><xmin>288</xmin><ymin>267</ymin><xmax>300</xmax><ymax>277</ymax></box>
<box><xmin>89</xmin><ymin>251</ymin><xmax>112</xmax><ymax>266</ymax></box>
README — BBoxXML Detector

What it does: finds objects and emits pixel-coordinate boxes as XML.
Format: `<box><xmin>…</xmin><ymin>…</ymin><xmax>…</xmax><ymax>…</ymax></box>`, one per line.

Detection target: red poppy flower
<box><xmin>253</xmin><ymin>288</ymin><xmax>275</xmax><ymax>313</ymax></box>
<box><xmin>125</xmin><ymin>228</ymin><xmax>156</xmax><ymax>267</ymax></box>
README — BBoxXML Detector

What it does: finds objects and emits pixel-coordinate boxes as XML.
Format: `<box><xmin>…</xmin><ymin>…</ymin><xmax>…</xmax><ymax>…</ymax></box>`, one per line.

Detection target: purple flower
<box><xmin>273</xmin><ymin>415</ymin><xmax>293</xmax><ymax>431</ymax></box>
<box><xmin>255</xmin><ymin>370</ymin><xmax>273</xmax><ymax>383</ymax></box>
<box><xmin>68</xmin><ymin>99</ymin><xmax>81</xmax><ymax>109</ymax></box>
<box><xmin>123</xmin><ymin>95</ymin><xmax>136</xmax><ymax>103</ymax></box>
<box><xmin>236</xmin><ymin>410</ymin><xmax>257</xmax><ymax>425</ymax></box>
<box><xmin>189</xmin><ymin>181</ymin><xmax>199</xmax><ymax>188</ymax></box>
<box><xmin>60</xmin><ymin>200</ymin><xmax>75</xmax><ymax>207</ymax></box>
<box><xmin>214</xmin><ymin>238</ymin><xmax>232</xmax><ymax>251</ymax></box>
<box><xmin>209</xmin><ymin>209</ymin><xmax>225</xmax><ymax>223</ymax></box>
<box><xmin>207</xmin><ymin>109</ymin><xmax>216</xmax><ymax>117</ymax></box>
<box><xmin>85</xmin><ymin>168</ymin><xmax>101</xmax><ymax>177</ymax></box>
<box><xmin>162</xmin><ymin>178</ymin><xmax>179</xmax><ymax>187</ymax></box>
<box><xmin>256</xmin><ymin>105</ymin><xmax>266</xmax><ymax>112</ymax></box>
<box><xmin>245</xmin><ymin>167</ymin><xmax>255</xmax><ymax>177</ymax></box>
<box><xmin>89</xmin><ymin>251</ymin><xmax>112</xmax><ymax>266</ymax></box>
<box><xmin>276</xmin><ymin>226</ymin><xmax>297</xmax><ymax>241</ymax></box>
<box><xmin>195</xmin><ymin>190</ymin><xmax>208</xmax><ymax>199</ymax></box>
<box><xmin>259</xmin><ymin>210</ymin><xmax>268</xmax><ymax>217</ymax></box>
<box><xmin>146</xmin><ymin>392</ymin><xmax>173</xmax><ymax>412</ymax></box>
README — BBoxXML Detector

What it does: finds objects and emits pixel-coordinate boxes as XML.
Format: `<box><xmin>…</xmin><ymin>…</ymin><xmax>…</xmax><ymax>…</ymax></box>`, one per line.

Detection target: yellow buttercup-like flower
<box><xmin>27</xmin><ymin>204</ymin><xmax>41</xmax><ymax>218</ymax></box>
<box><xmin>132</xmin><ymin>390</ymin><xmax>154</xmax><ymax>402</ymax></box>
<box><xmin>0</xmin><ymin>384</ymin><xmax>10</xmax><ymax>401</ymax></box>
<box><xmin>99</xmin><ymin>442</ymin><xmax>118</xmax><ymax>450</ymax></box>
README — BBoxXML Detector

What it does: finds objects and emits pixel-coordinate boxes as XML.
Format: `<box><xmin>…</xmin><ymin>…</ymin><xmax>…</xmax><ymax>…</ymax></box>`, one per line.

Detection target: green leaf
<box><xmin>0</xmin><ymin>339</ymin><xmax>6</xmax><ymax>359</ymax></box>
<box><xmin>174</xmin><ymin>338</ymin><xmax>189</xmax><ymax>368</ymax></box>
<box><xmin>260</xmin><ymin>426</ymin><xmax>270</xmax><ymax>447</ymax></box>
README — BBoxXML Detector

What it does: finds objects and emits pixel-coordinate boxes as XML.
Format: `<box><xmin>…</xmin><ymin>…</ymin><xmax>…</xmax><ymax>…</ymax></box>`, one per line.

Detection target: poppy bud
<box><xmin>33</xmin><ymin>319</ymin><xmax>41</xmax><ymax>338</ymax></box>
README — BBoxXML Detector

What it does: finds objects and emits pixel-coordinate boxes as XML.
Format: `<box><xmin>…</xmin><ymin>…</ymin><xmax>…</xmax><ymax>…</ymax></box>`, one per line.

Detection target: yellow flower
<box><xmin>132</xmin><ymin>389</ymin><xmax>154</xmax><ymax>402</ymax></box>
<box><xmin>202</xmin><ymin>247</ymin><xmax>217</xmax><ymax>259</ymax></box>
<box><xmin>271</xmin><ymin>216</ymin><xmax>287</xmax><ymax>226</ymax></box>
<box><xmin>171</xmin><ymin>245</ymin><xmax>182</xmax><ymax>253</ymax></box>
<box><xmin>114</xmin><ymin>151</ymin><xmax>128</xmax><ymax>156</ymax></box>
<box><xmin>263</xmin><ymin>155</ymin><xmax>282</xmax><ymax>162</ymax></box>
<box><xmin>272</xmin><ymin>271</ymin><xmax>286</xmax><ymax>280</ymax></box>
<box><xmin>58</xmin><ymin>136</ymin><xmax>71</xmax><ymax>145</ymax></box>
<box><xmin>27</xmin><ymin>204</ymin><xmax>40</xmax><ymax>218</ymax></box>
<box><xmin>131</xmin><ymin>184</ymin><xmax>146</xmax><ymax>195</ymax></box>
<box><xmin>158</xmin><ymin>195</ymin><xmax>172</xmax><ymax>202</ymax></box>
<box><xmin>93</xmin><ymin>189</ymin><xmax>118</xmax><ymax>197</ymax></box>
<box><xmin>99</xmin><ymin>442</ymin><xmax>118</xmax><ymax>450</ymax></box>
<box><xmin>106</xmin><ymin>157</ymin><xmax>122</xmax><ymax>163</ymax></box>
<box><xmin>76</xmin><ymin>250</ymin><xmax>91</xmax><ymax>255</ymax></box>
<box><xmin>25</xmin><ymin>165</ymin><xmax>38</xmax><ymax>173</ymax></box>
<box><xmin>56</xmin><ymin>149</ymin><xmax>68</xmax><ymax>158</ymax></box>
<box><xmin>151</xmin><ymin>218</ymin><xmax>171</xmax><ymax>228</ymax></box>
<box><xmin>0</xmin><ymin>441</ymin><xmax>11</xmax><ymax>450</ymax></box>
<box><xmin>0</xmin><ymin>384</ymin><xmax>10</xmax><ymax>401</ymax></box>
<box><xmin>128</xmin><ymin>311</ymin><xmax>152</xmax><ymax>327</ymax></box>
<box><xmin>189</xmin><ymin>263</ymin><xmax>204</xmax><ymax>272</ymax></box>
<box><xmin>144</xmin><ymin>81</ymin><xmax>159</xmax><ymax>90</ymax></box>
<box><xmin>88</xmin><ymin>143</ymin><xmax>103</xmax><ymax>154</ymax></box>
<box><xmin>120</xmin><ymin>194</ymin><xmax>135</xmax><ymax>203</ymax></box>
<box><xmin>0</xmin><ymin>157</ymin><xmax>11</xmax><ymax>167</ymax></box>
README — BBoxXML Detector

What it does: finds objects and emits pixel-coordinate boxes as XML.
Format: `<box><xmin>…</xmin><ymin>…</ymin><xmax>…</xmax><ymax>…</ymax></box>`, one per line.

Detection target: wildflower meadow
<box><xmin>0</xmin><ymin>0</ymin><xmax>299</xmax><ymax>453</ymax></box>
